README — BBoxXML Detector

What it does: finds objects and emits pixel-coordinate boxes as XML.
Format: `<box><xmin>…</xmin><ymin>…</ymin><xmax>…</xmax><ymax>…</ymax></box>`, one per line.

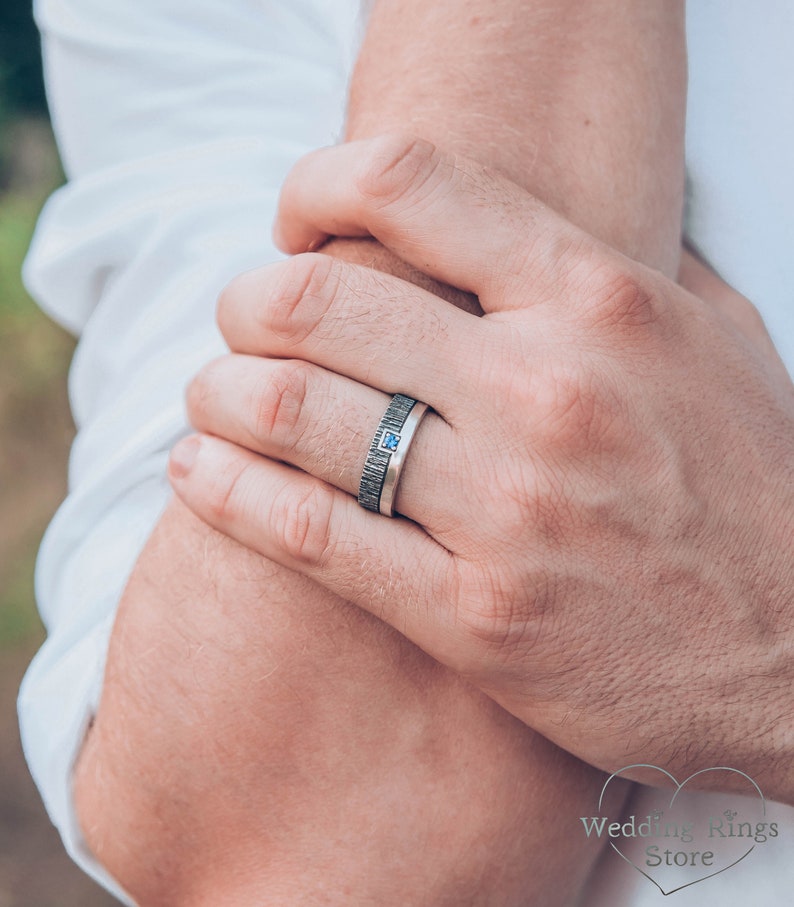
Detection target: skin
<box><xmin>170</xmin><ymin>136</ymin><xmax>794</xmax><ymax>807</ymax></box>
<box><xmin>73</xmin><ymin>2</ymin><xmax>687</xmax><ymax>904</ymax></box>
<box><xmin>344</xmin><ymin>0</ymin><xmax>686</xmax><ymax>277</ymax></box>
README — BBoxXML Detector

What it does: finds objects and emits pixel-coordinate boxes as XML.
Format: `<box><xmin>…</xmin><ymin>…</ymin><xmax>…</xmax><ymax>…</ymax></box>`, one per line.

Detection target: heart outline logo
<box><xmin>598</xmin><ymin>764</ymin><xmax>766</xmax><ymax>896</ymax></box>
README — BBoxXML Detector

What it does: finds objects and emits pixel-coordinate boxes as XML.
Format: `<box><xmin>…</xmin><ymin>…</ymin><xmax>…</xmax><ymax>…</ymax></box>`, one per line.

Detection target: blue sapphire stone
<box><xmin>381</xmin><ymin>431</ymin><xmax>401</xmax><ymax>452</ymax></box>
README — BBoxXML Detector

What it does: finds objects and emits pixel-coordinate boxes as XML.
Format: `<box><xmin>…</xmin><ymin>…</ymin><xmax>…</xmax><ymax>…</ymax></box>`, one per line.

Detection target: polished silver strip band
<box><xmin>378</xmin><ymin>399</ymin><xmax>428</xmax><ymax>516</ymax></box>
<box><xmin>358</xmin><ymin>394</ymin><xmax>429</xmax><ymax>517</ymax></box>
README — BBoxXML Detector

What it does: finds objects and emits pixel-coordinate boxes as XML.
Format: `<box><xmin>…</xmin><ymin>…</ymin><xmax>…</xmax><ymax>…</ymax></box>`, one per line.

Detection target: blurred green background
<box><xmin>0</xmin><ymin>3</ymin><xmax>116</xmax><ymax>904</ymax></box>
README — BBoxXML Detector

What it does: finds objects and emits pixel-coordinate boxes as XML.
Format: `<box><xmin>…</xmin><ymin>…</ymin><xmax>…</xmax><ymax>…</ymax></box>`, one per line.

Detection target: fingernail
<box><xmin>169</xmin><ymin>435</ymin><xmax>201</xmax><ymax>479</ymax></box>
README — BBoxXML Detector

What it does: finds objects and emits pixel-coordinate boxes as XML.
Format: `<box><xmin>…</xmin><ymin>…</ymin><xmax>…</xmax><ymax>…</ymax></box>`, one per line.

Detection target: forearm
<box><xmin>77</xmin><ymin>500</ymin><xmax>613</xmax><ymax>907</ymax></box>
<box><xmin>343</xmin><ymin>0</ymin><xmax>686</xmax><ymax>276</ymax></box>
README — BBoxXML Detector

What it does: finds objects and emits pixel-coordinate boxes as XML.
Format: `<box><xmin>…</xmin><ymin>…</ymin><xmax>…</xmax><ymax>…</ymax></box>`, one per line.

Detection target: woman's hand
<box><xmin>169</xmin><ymin>136</ymin><xmax>794</xmax><ymax>803</ymax></box>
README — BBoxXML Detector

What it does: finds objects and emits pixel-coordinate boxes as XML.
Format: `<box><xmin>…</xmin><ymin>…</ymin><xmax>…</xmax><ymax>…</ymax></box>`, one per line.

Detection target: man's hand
<box><xmin>170</xmin><ymin>136</ymin><xmax>794</xmax><ymax>805</ymax></box>
<box><xmin>74</xmin><ymin>2</ymin><xmax>688</xmax><ymax>902</ymax></box>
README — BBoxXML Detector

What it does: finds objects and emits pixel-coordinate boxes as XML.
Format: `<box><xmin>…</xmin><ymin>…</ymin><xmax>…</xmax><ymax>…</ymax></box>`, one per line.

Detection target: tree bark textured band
<box><xmin>358</xmin><ymin>393</ymin><xmax>429</xmax><ymax>517</ymax></box>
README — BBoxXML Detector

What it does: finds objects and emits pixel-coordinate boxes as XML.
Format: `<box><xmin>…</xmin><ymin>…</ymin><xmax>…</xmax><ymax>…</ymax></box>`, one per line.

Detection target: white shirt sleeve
<box><xmin>18</xmin><ymin>0</ymin><xmax>361</xmax><ymax>901</ymax></box>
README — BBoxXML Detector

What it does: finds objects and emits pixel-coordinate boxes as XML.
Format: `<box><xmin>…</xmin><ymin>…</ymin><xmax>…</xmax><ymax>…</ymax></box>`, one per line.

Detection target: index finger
<box><xmin>274</xmin><ymin>134</ymin><xmax>595</xmax><ymax>314</ymax></box>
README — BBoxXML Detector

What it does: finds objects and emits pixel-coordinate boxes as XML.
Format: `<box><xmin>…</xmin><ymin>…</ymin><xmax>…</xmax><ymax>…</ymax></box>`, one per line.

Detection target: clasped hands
<box><xmin>170</xmin><ymin>135</ymin><xmax>794</xmax><ymax>802</ymax></box>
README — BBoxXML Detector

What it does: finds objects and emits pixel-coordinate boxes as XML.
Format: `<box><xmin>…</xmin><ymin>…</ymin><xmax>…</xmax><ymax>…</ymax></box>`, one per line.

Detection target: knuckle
<box><xmin>354</xmin><ymin>133</ymin><xmax>440</xmax><ymax>211</ymax></box>
<box><xmin>506</xmin><ymin>228</ymin><xmax>591</xmax><ymax>302</ymax></box>
<box><xmin>457</xmin><ymin>595</ymin><xmax>515</xmax><ymax>653</ymax></box>
<box><xmin>206</xmin><ymin>458</ymin><xmax>255</xmax><ymax>526</ymax></box>
<box><xmin>533</xmin><ymin>362</ymin><xmax>605</xmax><ymax>451</ymax></box>
<box><xmin>454</xmin><ymin>569</ymin><xmax>544</xmax><ymax>670</ymax></box>
<box><xmin>579</xmin><ymin>260</ymin><xmax>660</xmax><ymax>332</ymax></box>
<box><xmin>481</xmin><ymin>347</ymin><xmax>611</xmax><ymax>456</ymax></box>
<box><xmin>251</xmin><ymin>359</ymin><xmax>311</xmax><ymax>442</ymax></box>
<box><xmin>262</xmin><ymin>253</ymin><xmax>338</xmax><ymax>345</ymax></box>
<box><xmin>269</xmin><ymin>481</ymin><xmax>334</xmax><ymax>567</ymax></box>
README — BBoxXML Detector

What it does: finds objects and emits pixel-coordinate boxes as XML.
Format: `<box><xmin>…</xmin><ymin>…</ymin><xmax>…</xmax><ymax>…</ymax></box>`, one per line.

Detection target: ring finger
<box><xmin>187</xmin><ymin>353</ymin><xmax>458</xmax><ymax>527</ymax></box>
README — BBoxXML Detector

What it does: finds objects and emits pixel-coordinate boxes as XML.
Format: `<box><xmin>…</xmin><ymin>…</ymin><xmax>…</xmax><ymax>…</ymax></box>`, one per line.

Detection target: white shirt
<box><xmin>17</xmin><ymin>1</ymin><xmax>794</xmax><ymax>904</ymax></box>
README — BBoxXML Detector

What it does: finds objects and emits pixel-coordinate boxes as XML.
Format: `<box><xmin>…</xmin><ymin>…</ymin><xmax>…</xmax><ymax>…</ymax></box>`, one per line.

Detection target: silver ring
<box><xmin>358</xmin><ymin>393</ymin><xmax>429</xmax><ymax>517</ymax></box>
